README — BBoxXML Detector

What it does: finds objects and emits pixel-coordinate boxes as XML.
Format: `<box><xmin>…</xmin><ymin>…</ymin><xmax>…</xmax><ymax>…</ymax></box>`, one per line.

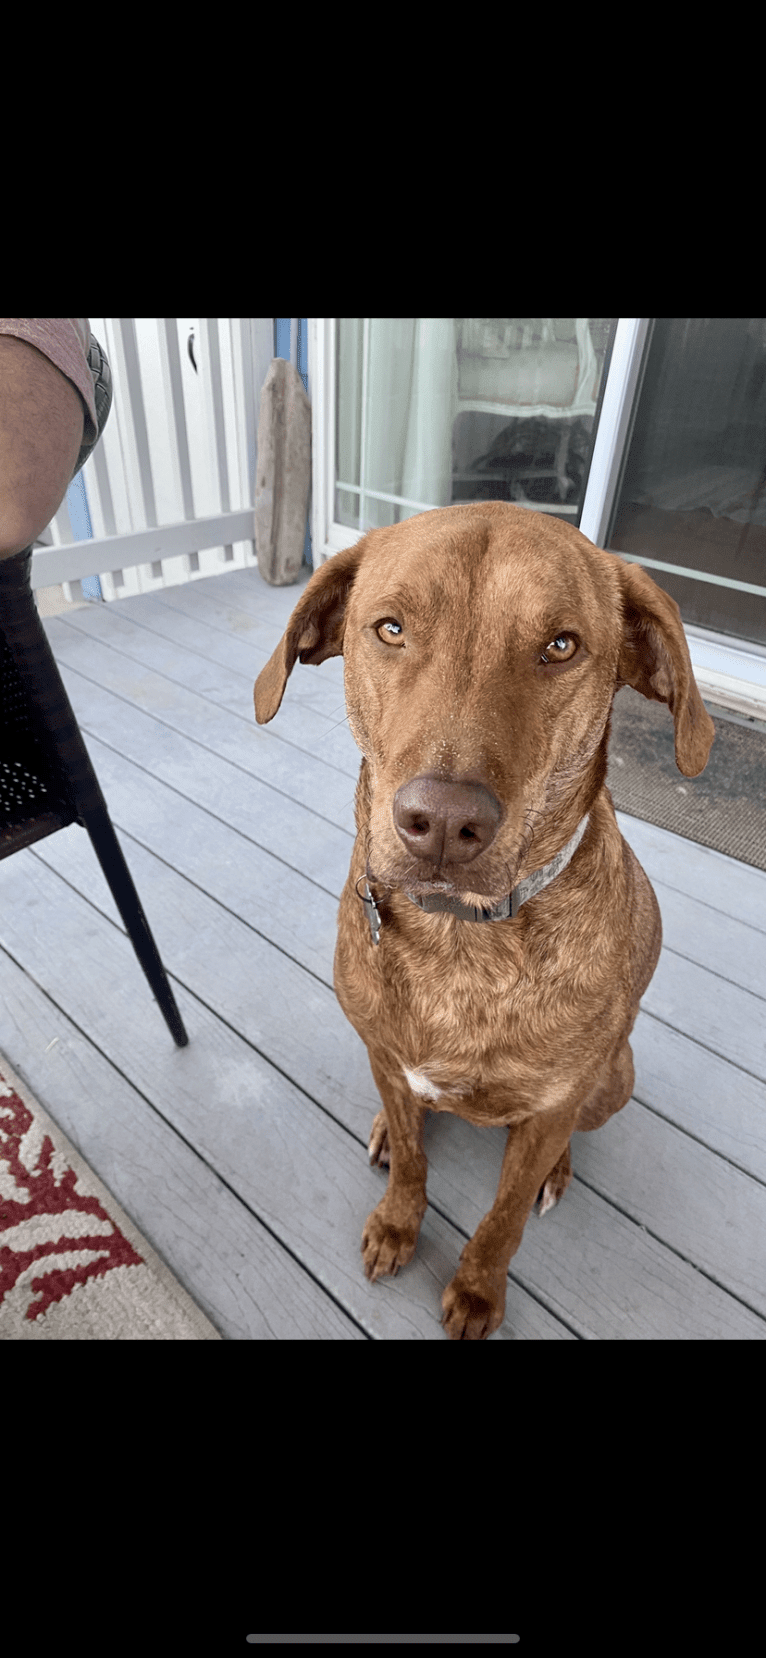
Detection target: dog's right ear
<box><xmin>254</xmin><ymin>538</ymin><xmax>367</xmax><ymax>724</ymax></box>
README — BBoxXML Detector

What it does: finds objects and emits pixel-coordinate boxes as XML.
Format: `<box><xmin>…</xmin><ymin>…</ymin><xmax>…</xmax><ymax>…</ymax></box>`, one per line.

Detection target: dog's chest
<box><xmin>393</xmin><ymin>959</ymin><xmax>531</xmax><ymax>1112</ymax></box>
<box><xmin>401</xmin><ymin>1065</ymin><xmax>468</xmax><ymax>1105</ymax></box>
<box><xmin>400</xmin><ymin>1062</ymin><xmax>537</xmax><ymax>1126</ymax></box>
<box><xmin>336</xmin><ymin>879</ymin><xmax>602</xmax><ymax>1118</ymax></box>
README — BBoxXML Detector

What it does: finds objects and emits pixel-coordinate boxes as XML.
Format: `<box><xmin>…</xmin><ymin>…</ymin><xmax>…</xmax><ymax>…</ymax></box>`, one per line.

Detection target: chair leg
<box><xmin>83</xmin><ymin>802</ymin><xmax>189</xmax><ymax>1048</ymax></box>
<box><xmin>3</xmin><ymin>548</ymin><xmax>189</xmax><ymax>1046</ymax></box>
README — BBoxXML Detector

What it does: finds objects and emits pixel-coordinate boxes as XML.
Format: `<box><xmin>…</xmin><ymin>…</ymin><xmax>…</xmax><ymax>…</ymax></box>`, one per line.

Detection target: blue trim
<box><xmin>65</xmin><ymin>472</ymin><xmax>102</xmax><ymax>600</ymax></box>
<box><xmin>275</xmin><ymin>317</ymin><xmax>308</xmax><ymax>390</ymax></box>
<box><xmin>298</xmin><ymin>317</ymin><xmax>308</xmax><ymax>393</ymax></box>
<box><xmin>274</xmin><ymin>317</ymin><xmax>292</xmax><ymax>360</ymax></box>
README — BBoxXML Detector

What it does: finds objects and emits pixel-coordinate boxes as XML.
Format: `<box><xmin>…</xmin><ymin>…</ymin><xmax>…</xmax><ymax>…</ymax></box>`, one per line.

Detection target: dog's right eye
<box><xmin>376</xmin><ymin>619</ymin><xmax>404</xmax><ymax>645</ymax></box>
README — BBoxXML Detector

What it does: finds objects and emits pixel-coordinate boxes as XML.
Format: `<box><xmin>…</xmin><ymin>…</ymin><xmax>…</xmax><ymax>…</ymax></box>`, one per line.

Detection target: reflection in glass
<box><xmin>608</xmin><ymin>318</ymin><xmax>766</xmax><ymax>648</ymax></box>
<box><xmin>336</xmin><ymin>319</ymin><xmax>614</xmax><ymax>535</ymax></box>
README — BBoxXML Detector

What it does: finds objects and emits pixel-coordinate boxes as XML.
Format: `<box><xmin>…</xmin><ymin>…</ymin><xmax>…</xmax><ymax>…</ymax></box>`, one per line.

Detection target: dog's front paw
<box><xmin>362</xmin><ymin>1199</ymin><xmax>422</xmax><ymax>1282</ymax></box>
<box><xmin>441</xmin><ymin>1272</ymin><xmax>505</xmax><ymax>1340</ymax></box>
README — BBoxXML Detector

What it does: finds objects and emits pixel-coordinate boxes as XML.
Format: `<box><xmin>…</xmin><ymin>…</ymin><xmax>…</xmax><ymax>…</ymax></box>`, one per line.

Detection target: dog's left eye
<box><xmin>540</xmin><ymin>633</ymin><xmax>578</xmax><ymax>664</ymax></box>
<box><xmin>376</xmin><ymin>619</ymin><xmax>404</xmax><ymax>645</ymax></box>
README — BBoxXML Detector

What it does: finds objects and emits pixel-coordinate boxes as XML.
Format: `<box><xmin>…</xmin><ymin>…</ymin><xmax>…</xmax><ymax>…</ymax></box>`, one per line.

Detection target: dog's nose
<box><xmin>393</xmin><ymin>776</ymin><xmax>502</xmax><ymax>865</ymax></box>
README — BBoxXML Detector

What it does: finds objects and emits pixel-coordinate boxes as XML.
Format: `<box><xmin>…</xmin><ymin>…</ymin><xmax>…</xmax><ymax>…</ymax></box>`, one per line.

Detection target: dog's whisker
<box><xmin>315</xmin><ymin>713</ymin><xmax>352</xmax><ymax>741</ymax></box>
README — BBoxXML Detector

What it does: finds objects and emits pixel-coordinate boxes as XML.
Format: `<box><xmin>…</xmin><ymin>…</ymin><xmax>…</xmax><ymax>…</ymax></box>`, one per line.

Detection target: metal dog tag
<box><xmin>358</xmin><ymin>879</ymin><xmax>382</xmax><ymax>946</ymax></box>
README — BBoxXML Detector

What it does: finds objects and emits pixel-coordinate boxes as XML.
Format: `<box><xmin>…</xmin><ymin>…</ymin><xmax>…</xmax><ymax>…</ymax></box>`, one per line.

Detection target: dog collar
<box><xmin>357</xmin><ymin>813</ymin><xmax>590</xmax><ymax>945</ymax></box>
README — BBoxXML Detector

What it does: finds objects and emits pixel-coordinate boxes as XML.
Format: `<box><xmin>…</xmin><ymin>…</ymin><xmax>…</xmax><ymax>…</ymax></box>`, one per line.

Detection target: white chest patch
<box><xmin>402</xmin><ymin>1066</ymin><xmax>443</xmax><ymax>1102</ymax></box>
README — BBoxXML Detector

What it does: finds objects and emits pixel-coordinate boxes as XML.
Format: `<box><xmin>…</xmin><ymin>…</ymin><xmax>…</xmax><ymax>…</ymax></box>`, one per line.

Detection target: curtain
<box><xmin>337</xmin><ymin>318</ymin><xmax>458</xmax><ymax>530</ymax></box>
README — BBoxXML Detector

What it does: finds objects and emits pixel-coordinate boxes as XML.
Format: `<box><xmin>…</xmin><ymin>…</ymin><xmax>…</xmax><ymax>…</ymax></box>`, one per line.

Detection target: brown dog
<box><xmin>254</xmin><ymin>502</ymin><xmax>714</xmax><ymax>1339</ymax></box>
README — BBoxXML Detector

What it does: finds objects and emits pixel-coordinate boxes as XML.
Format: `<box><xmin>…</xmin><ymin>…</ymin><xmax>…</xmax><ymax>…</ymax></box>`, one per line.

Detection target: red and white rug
<box><xmin>0</xmin><ymin>1053</ymin><xmax>220</xmax><ymax>1340</ymax></box>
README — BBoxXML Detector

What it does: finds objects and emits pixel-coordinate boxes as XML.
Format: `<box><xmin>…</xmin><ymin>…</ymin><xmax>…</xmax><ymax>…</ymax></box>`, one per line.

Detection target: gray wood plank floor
<box><xmin>1</xmin><ymin>564</ymin><xmax>765</xmax><ymax>1339</ymax></box>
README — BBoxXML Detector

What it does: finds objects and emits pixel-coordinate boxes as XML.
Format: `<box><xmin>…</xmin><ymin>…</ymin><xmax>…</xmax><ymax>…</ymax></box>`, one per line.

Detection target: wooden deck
<box><xmin>1</xmin><ymin>564</ymin><xmax>765</xmax><ymax>1340</ymax></box>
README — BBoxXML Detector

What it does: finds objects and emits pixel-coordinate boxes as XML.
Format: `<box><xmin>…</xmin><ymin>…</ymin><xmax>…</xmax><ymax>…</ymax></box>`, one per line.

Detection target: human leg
<box><xmin>0</xmin><ymin>335</ymin><xmax>85</xmax><ymax>560</ymax></box>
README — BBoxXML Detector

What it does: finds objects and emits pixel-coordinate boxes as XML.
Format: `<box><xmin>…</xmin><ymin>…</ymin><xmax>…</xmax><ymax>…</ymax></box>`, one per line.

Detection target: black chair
<box><xmin>0</xmin><ymin>334</ymin><xmax>188</xmax><ymax>1047</ymax></box>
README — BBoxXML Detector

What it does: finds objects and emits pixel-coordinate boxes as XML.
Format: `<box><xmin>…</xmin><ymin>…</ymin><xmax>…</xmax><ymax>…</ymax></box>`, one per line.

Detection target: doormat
<box><xmin>0</xmin><ymin>1053</ymin><xmax>221</xmax><ymax>1340</ymax></box>
<box><xmin>607</xmin><ymin>686</ymin><xmax>766</xmax><ymax>872</ymax></box>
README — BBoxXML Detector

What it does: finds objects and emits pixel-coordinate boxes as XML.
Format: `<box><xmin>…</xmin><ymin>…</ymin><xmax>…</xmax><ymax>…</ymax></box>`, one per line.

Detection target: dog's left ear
<box><xmin>616</xmin><ymin>559</ymin><xmax>715</xmax><ymax>777</ymax></box>
<box><xmin>254</xmin><ymin>538</ymin><xmax>368</xmax><ymax>724</ymax></box>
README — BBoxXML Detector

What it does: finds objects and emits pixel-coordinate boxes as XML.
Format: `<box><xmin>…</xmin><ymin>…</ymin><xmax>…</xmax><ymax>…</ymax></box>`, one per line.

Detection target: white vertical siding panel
<box><xmin>52</xmin><ymin>317</ymin><xmax>269</xmax><ymax>602</ymax></box>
